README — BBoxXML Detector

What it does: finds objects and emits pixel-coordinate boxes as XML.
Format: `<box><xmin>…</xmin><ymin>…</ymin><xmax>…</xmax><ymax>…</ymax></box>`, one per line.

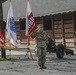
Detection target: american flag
<box><xmin>26</xmin><ymin>1</ymin><xmax>35</xmax><ymax>39</ymax></box>
<box><xmin>0</xmin><ymin>29</ymin><xmax>6</xmax><ymax>49</ymax></box>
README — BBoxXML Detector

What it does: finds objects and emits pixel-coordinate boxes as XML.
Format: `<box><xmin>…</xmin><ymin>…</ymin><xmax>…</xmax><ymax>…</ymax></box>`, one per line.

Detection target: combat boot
<box><xmin>42</xmin><ymin>66</ymin><xmax>47</xmax><ymax>69</ymax></box>
<box><xmin>42</xmin><ymin>65</ymin><xmax>47</xmax><ymax>69</ymax></box>
<box><xmin>38</xmin><ymin>65</ymin><xmax>43</xmax><ymax>69</ymax></box>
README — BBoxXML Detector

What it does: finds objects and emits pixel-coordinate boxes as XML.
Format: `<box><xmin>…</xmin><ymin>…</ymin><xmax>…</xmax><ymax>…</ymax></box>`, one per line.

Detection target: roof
<box><xmin>3</xmin><ymin>0</ymin><xmax>76</xmax><ymax>20</ymax></box>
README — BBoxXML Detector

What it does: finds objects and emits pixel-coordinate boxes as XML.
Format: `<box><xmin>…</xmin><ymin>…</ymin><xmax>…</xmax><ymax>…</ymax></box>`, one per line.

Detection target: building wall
<box><xmin>15</xmin><ymin>11</ymin><xmax>76</xmax><ymax>52</ymax></box>
<box><xmin>52</xmin><ymin>12</ymin><xmax>75</xmax><ymax>51</ymax></box>
<box><xmin>15</xmin><ymin>21</ymin><xmax>21</xmax><ymax>43</ymax></box>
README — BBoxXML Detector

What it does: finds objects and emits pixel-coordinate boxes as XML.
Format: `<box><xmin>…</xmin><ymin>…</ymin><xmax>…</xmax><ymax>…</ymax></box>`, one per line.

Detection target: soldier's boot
<box><xmin>39</xmin><ymin>66</ymin><xmax>43</xmax><ymax>69</ymax></box>
<box><xmin>38</xmin><ymin>65</ymin><xmax>43</xmax><ymax>69</ymax></box>
<box><xmin>42</xmin><ymin>66</ymin><xmax>47</xmax><ymax>69</ymax></box>
<box><xmin>42</xmin><ymin>64</ymin><xmax>47</xmax><ymax>69</ymax></box>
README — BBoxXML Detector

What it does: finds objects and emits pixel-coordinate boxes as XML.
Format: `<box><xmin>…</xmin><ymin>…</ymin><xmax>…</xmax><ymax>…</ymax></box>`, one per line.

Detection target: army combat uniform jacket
<box><xmin>31</xmin><ymin>30</ymin><xmax>48</xmax><ymax>48</ymax></box>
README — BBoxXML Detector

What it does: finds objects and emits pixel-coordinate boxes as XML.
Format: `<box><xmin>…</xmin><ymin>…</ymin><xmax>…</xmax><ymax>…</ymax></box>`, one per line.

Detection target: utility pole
<box><xmin>0</xmin><ymin>0</ymin><xmax>6</xmax><ymax>58</ymax></box>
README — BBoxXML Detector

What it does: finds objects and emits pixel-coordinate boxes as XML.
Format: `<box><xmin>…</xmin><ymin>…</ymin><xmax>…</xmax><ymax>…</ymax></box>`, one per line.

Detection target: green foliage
<box><xmin>0</xmin><ymin>56</ymin><xmax>12</xmax><ymax>61</ymax></box>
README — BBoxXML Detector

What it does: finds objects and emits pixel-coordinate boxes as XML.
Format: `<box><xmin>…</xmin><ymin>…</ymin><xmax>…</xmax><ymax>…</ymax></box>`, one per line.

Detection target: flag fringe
<box><xmin>0</xmin><ymin>43</ymin><xmax>6</xmax><ymax>49</ymax></box>
<box><xmin>5</xmin><ymin>38</ymin><xmax>18</xmax><ymax>49</ymax></box>
<box><xmin>26</xmin><ymin>23</ymin><xmax>36</xmax><ymax>40</ymax></box>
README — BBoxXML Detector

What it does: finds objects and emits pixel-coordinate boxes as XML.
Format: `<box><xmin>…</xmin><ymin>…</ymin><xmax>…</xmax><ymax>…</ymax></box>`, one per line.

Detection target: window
<box><xmin>3</xmin><ymin>21</ymin><xmax>6</xmax><ymax>29</ymax></box>
<box><xmin>35</xmin><ymin>17</ymin><xmax>43</xmax><ymax>28</ymax></box>
<box><xmin>20</xmin><ymin>19</ymin><xmax>25</xmax><ymax>30</ymax></box>
<box><xmin>35</xmin><ymin>17</ymin><xmax>42</xmax><ymax>22</ymax></box>
<box><xmin>54</xmin><ymin>14</ymin><xmax>61</xmax><ymax>21</ymax></box>
<box><xmin>63</xmin><ymin>12</ymin><xmax>72</xmax><ymax>20</ymax></box>
<box><xmin>74</xmin><ymin>12</ymin><xmax>76</xmax><ymax>30</ymax></box>
<box><xmin>43</xmin><ymin>16</ymin><xmax>52</xmax><ymax>30</ymax></box>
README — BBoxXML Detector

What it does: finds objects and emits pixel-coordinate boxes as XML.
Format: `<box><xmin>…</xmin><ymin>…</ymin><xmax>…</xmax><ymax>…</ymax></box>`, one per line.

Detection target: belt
<box><xmin>37</xmin><ymin>38</ymin><xmax>46</xmax><ymax>41</ymax></box>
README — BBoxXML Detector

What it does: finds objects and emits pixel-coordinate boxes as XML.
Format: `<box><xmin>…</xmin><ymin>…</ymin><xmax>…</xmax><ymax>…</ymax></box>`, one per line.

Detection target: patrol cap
<box><xmin>37</xmin><ymin>24</ymin><xmax>43</xmax><ymax>28</ymax></box>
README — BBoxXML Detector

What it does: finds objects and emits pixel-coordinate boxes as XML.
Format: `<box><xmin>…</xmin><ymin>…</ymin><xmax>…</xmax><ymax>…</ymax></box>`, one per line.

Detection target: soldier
<box><xmin>31</xmin><ymin>24</ymin><xmax>48</xmax><ymax>69</ymax></box>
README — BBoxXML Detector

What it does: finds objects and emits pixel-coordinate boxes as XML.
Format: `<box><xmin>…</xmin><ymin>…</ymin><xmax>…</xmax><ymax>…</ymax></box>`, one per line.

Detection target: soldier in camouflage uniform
<box><xmin>31</xmin><ymin>24</ymin><xmax>48</xmax><ymax>69</ymax></box>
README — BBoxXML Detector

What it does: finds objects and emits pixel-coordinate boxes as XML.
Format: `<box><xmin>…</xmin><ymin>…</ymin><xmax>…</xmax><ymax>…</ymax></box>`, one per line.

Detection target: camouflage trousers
<box><xmin>37</xmin><ymin>47</ymin><xmax>46</xmax><ymax>67</ymax></box>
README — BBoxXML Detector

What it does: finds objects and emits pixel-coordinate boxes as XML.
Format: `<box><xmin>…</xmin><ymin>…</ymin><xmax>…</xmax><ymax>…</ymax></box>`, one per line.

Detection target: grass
<box><xmin>0</xmin><ymin>56</ymin><xmax>13</xmax><ymax>61</ymax></box>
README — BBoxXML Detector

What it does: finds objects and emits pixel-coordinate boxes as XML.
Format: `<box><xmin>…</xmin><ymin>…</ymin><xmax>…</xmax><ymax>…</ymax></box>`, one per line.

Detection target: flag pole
<box><xmin>0</xmin><ymin>0</ymin><xmax>6</xmax><ymax>58</ymax></box>
<box><xmin>26</xmin><ymin>0</ymin><xmax>30</xmax><ymax>48</ymax></box>
<box><xmin>8</xmin><ymin>0</ymin><xmax>14</xmax><ymax>64</ymax></box>
<box><xmin>9</xmin><ymin>0</ymin><xmax>11</xmax><ymax>60</ymax></box>
<box><xmin>25</xmin><ymin>0</ymin><xmax>33</xmax><ymax>60</ymax></box>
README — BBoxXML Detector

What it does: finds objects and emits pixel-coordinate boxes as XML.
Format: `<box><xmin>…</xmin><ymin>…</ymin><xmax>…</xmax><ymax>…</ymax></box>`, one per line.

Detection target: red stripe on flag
<box><xmin>27</xmin><ymin>12</ymin><xmax>36</xmax><ymax>39</ymax></box>
<box><xmin>28</xmin><ymin>13</ymin><xmax>35</xmax><ymax>31</ymax></box>
<box><xmin>0</xmin><ymin>29</ymin><xmax>6</xmax><ymax>49</ymax></box>
<box><xmin>26</xmin><ymin>1</ymin><xmax>36</xmax><ymax>40</ymax></box>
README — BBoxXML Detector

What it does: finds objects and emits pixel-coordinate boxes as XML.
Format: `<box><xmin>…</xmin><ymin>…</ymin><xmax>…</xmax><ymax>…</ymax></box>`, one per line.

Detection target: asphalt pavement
<box><xmin>0</xmin><ymin>53</ymin><xmax>76</xmax><ymax>75</ymax></box>
<box><xmin>0</xmin><ymin>44</ymin><xmax>76</xmax><ymax>75</ymax></box>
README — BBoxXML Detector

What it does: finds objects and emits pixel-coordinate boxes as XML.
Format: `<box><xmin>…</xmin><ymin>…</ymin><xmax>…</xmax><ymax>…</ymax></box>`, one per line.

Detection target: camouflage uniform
<box><xmin>31</xmin><ymin>25</ymin><xmax>48</xmax><ymax>69</ymax></box>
